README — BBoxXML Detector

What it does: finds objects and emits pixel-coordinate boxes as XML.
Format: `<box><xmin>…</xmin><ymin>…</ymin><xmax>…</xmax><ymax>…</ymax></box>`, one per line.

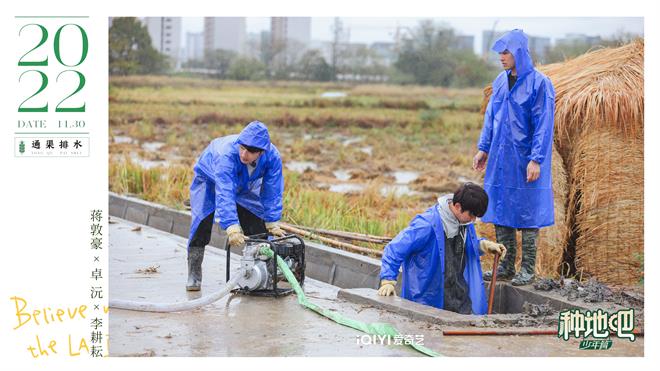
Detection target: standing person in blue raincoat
<box><xmin>473</xmin><ymin>29</ymin><xmax>556</xmax><ymax>286</ymax></box>
<box><xmin>378</xmin><ymin>183</ymin><xmax>506</xmax><ymax>315</ymax></box>
<box><xmin>186</xmin><ymin>121</ymin><xmax>286</xmax><ymax>291</ymax></box>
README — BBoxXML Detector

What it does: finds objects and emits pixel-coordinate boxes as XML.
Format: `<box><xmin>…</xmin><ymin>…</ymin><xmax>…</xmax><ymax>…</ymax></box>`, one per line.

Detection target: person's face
<box><xmin>453</xmin><ymin>203</ymin><xmax>477</xmax><ymax>224</ymax></box>
<box><xmin>239</xmin><ymin>145</ymin><xmax>262</xmax><ymax>164</ymax></box>
<box><xmin>499</xmin><ymin>50</ymin><xmax>516</xmax><ymax>71</ymax></box>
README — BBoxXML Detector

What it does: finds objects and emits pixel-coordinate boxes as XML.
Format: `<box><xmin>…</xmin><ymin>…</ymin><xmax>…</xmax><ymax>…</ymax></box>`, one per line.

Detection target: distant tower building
<box><xmin>270</xmin><ymin>17</ymin><xmax>311</xmax><ymax>49</ymax></box>
<box><xmin>556</xmin><ymin>33</ymin><xmax>602</xmax><ymax>47</ymax></box>
<box><xmin>204</xmin><ymin>17</ymin><xmax>246</xmax><ymax>55</ymax></box>
<box><xmin>370</xmin><ymin>42</ymin><xmax>396</xmax><ymax>67</ymax></box>
<box><xmin>527</xmin><ymin>35</ymin><xmax>551</xmax><ymax>64</ymax></box>
<box><xmin>185</xmin><ymin>32</ymin><xmax>204</xmax><ymax>62</ymax></box>
<box><xmin>144</xmin><ymin>17</ymin><xmax>182</xmax><ymax>68</ymax></box>
<box><xmin>482</xmin><ymin>30</ymin><xmax>506</xmax><ymax>61</ymax></box>
<box><xmin>453</xmin><ymin>35</ymin><xmax>475</xmax><ymax>52</ymax></box>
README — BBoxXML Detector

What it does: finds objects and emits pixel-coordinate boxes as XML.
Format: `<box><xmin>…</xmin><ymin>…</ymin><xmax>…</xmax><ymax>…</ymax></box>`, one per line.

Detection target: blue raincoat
<box><xmin>477</xmin><ymin>29</ymin><xmax>556</xmax><ymax>229</ymax></box>
<box><xmin>188</xmin><ymin>121</ymin><xmax>284</xmax><ymax>243</ymax></box>
<box><xmin>379</xmin><ymin>206</ymin><xmax>488</xmax><ymax>315</ymax></box>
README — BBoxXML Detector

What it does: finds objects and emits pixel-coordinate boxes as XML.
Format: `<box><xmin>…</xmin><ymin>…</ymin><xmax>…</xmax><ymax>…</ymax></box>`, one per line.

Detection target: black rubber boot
<box><xmin>483</xmin><ymin>264</ymin><xmax>515</xmax><ymax>281</ymax></box>
<box><xmin>486</xmin><ymin>225</ymin><xmax>517</xmax><ymax>281</ymax></box>
<box><xmin>511</xmin><ymin>271</ymin><xmax>535</xmax><ymax>286</ymax></box>
<box><xmin>512</xmin><ymin>229</ymin><xmax>539</xmax><ymax>286</ymax></box>
<box><xmin>186</xmin><ymin>245</ymin><xmax>205</xmax><ymax>291</ymax></box>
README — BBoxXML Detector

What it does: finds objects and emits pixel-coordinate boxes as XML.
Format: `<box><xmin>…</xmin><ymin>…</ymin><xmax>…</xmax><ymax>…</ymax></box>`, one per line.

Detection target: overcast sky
<box><xmin>183</xmin><ymin>17</ymin><xmax>643</xmax><ymax>53</ymax></box>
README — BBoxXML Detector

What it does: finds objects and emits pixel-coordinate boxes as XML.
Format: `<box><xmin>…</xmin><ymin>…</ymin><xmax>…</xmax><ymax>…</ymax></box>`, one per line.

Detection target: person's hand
<box><xmin>527</xmin><ymin>160</ymin><xmax>541</xmax><ymax>182</ymax></box>
<box><xmin>480</xmin><ymin>240</ymin><xmax>507</xmax><ymax>259</ymax></box>
<box><xmin>473</xmin><ymin>151</ymin><xmax>488</xmax><ymax>172</ymax></box>
<box><xmin>266</xmin><ymin>221</ymin><xmax>286</xmax><ymax>237</ymax></box>
<box><xmin>226</xmin><ymin>224</ymin><xmax>245</xmax><ymax>248</ymax></box>
<box><xmin>377</xmin><ymin>280</ymin><xmax>397</xmax><ymax>296</ymax></box>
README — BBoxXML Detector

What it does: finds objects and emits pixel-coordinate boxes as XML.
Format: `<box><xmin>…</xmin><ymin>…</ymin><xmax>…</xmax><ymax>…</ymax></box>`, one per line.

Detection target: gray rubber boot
<box><xmin>512</xmin><ymin>229</ymin><xmax>539</xmax><ymax>286</ymax></box>
<box><xmin>484</xmin><ymin>225</ymin><xmax>517</xmax><ymax>281</ymax></box>
<box><xmin>186</xmin><ymin>245</ymin><xmax>205</xmax><ymax>291</ymax></box>
<box><xmin>483</xmin><ymin>264</ymin><xmax>515</xmax><ymax>281</ymax></box>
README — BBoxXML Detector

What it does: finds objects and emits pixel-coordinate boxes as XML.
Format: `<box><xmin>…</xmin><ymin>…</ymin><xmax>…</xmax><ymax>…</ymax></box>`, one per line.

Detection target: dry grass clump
<box><xmin>569</xmin><ymin>131</ymin><xmax>643</xmax><ymax>285</ymax></box>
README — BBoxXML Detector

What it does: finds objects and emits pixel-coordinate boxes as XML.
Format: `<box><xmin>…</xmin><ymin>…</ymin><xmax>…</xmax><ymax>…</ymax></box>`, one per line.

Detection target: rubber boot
<box><xmin>186</xmin><ymin>245</ymin><xmax>205</xmax><ymax>291</ymax></box>
<box><xmin>483</xmin><ymin>264</ymin><xmax>515</xmax><ymax>281</ymax></box>
<box><xmin>512</xmin><ymin>228</ymin><xmax>539</xmax><ymax>286</ymax></box>
<box><xmin>484</xmin><ymin>225</ymin><xmax>516</xmax><ymax>281</ymax></box>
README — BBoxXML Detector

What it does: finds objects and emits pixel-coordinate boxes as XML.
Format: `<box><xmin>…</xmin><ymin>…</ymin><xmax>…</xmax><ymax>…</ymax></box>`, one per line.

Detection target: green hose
<box><xmin>259</xmin><ymin>246</ymin><xmax>442</xmax><ymax>357</ymax></box>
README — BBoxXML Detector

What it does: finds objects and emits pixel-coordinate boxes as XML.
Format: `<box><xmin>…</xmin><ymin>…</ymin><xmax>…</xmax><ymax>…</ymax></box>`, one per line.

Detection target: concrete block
<box><xmin>171</xmin><ymin>212</ymin><xmax>191</xmax><ymax>239</ymax></box>
<box><xmin>338</xmin><ymin>288</ymin><xmax>521</xmax><ymax>326</ymax></box>
<box><xmin>124</xmin><ymin>205</ymin><xmax>148</xmax><ymax>225</ymax></box>
<box><xmin>209</xmin><ymin>228</ymin><xmax>227</xmax><ymax>250</ymax></box>
<box><xmin>108</xmin><ymin>194</ymin><xmax>128</xmax><ymax>219</ymax></box>
<box><xmin>147</xmin><ymin>213</ymin><xmax>173</xmax><ymax>233</ymax></box>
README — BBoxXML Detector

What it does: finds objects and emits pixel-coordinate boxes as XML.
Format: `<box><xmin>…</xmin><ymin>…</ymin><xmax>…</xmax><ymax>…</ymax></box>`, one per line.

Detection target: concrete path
<box><xmin>109</xmin><ymin>218</ymin><xmax>643</xmax><ymax>357</ymax></box>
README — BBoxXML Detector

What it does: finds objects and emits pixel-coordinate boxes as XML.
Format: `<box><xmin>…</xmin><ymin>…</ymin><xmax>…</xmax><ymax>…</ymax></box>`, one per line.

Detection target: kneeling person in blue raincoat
<box><xmin>378</xmin><ymin>183</ymin><xmax>505</xmax><ymax>315</ymax></box>
<box><xmin>186</xmin><ymin>121</ymin><xmax>285</xmax><ymax>291</ymax></box>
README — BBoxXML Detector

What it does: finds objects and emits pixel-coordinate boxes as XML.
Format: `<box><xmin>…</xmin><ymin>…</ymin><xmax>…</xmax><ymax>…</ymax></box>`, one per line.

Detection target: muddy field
<box><xmin>109</xmin><ymin>76</ymin><xmax>485</xmax><ymax>238</ymax></box>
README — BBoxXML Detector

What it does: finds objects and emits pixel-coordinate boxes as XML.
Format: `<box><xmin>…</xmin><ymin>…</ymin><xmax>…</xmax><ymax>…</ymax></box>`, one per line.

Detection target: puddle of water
<box><xmin>333</xmin><ymin>170</ymin><xmax>352</xmax><ymax>182</ymax></box>
<box><xmin>286</xmin><ymin>161</ymin><xmax>318</xmax><ymax>173</ymax></box>
<box><xmin>342</xmin><ymin>136</ymin><xmax>364</xmax><ymax>146</ymax></box>
<box><xmin>328</xmin><ymin>183</ymin><xmax>365</xmax><ymax>193</ymax></box>
<box><xmin>130</xmin><ymin>152</ymin><xmax>168</xmax><ymax>169</ymax></box>
<box><xmin>142</xmin><ymin>141</ymin><xmax>165</xmax><ymax>152</ymax></box>
<box><xmin>320</xmin><ymin>91</ymin><xmax>347</xmax><ymax>98</ymax></box>
<box><xmin>380</xmin><ymin>185</ymin><xmax>419</xmax><ymax>197</ymax></box>
<box><xmin>391</xmin><ymin>170</ymin><xmax>420</xmax><ymax>184</ymax></box>
<box><xmin>114</xmin><ymin>136</ymin><xmax>135</xmax><ymax>144</ymax></box>
<box><xmin>135</xmin><ymin>159</ymin><xmax>168</xmax><ymax>169</ymax></box>
<box><xmin>359</xmin><ymin>146</ymin><xmax>373</xmax><ymax>155</ymax></box>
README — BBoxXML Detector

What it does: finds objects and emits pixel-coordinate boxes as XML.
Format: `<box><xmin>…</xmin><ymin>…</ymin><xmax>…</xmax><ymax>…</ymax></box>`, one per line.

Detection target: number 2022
<box><xmin>18</xmin><ymin>23</ymin><xmax>88</xmax><ymax>113</ymax></box>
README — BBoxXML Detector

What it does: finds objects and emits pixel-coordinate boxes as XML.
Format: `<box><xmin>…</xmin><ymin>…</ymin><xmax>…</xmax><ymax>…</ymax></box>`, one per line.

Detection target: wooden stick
<box><xmin>280</xmin><ymin>224</ymin><xmax>383</xmax><ymax>257</ymax></box>
<box><xmin>283</xmin><ymin>223</ymin><xmax>391</xmax><ymax>244</ymax></box>
<box><xmin>487</xmin><ymin>252</ymin><xmax>500</xmax><ymax>315</ymax></box>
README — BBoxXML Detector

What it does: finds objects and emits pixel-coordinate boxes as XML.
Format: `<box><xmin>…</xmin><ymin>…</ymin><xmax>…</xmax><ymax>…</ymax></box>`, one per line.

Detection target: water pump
<box><xmin>227</xmin><ymin>234</ymin><xmax>306</xmax><ymax>297</ymax></box>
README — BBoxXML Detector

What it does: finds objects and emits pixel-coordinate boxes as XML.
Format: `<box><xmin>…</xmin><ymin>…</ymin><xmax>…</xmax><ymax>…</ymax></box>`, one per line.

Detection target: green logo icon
<box><xmin>19</xmin><ymin>140</ymin><xmax>25</xmax><ymax>154</ymax></box>
<box><xmin>579</xmin><ymin>339</ymin><xmax>613</xmax><ymax>350</ymax></box>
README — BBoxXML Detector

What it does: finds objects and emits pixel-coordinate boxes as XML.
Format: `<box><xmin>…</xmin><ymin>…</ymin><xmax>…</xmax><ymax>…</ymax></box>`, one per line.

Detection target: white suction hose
<box><xmin>109</xmin><ymin>272</ymin><xmax>241</xmax><ymax>313</ymax></box>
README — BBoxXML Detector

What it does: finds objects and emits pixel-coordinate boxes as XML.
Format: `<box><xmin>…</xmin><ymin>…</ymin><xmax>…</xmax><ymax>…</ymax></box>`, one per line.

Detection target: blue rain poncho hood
<box><xmin>237</xmin><ymin>121</ymin><xmax>271</xmax><ymax>151</ymax></box>
<box><xmin>379</xmin><ymin>206</ymin><xmax>488</xmax><ymax>315</ymax></box>
<box><xmin>492</xmin><ymin>29</ymin><xmax>534</xmax><ymax>78</ymax></box>
<box><xmin>187</xmin><ymin>121</ymin><xmax>283</xmax><ymax>243</ymax></box>
<box><xmin>477</xmin><ymin>29</ymin><xmax>556</xmax><ymax>229</ymax></box>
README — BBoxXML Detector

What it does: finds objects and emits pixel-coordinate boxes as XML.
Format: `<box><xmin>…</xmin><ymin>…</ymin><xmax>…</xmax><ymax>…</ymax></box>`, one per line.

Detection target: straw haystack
<box><xmin>481</xmin><ymin>40</ymin><xmax>643</xmax><ymax>159</ymax></box>
<box><xmin>569</xmin><ymin>131</ymin><xmax>643</xmax><ymax>285</ymax></box>
<box><xmin>476</xmin><ymin>145</ymin><xmax>568</xmax><ymax>277</ymax></box>
<box><xmin>479</xmin><ymin>40</ymin><xmax>644</xmax><ymax>284</ymax></box>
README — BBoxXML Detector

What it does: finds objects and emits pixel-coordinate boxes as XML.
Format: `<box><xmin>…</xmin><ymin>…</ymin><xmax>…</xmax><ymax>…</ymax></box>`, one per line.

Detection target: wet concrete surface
<box><xmin>110</xmin><ymin>218</ymin><xmax>643</xmax><ymax>357</ymax></box>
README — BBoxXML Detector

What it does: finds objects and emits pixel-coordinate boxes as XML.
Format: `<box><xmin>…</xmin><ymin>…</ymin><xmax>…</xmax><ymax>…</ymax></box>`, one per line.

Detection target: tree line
<box><xmin>109</xmin><ymin>18</ymin><xmax>640</xmax><ymax>88</ymax></box>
